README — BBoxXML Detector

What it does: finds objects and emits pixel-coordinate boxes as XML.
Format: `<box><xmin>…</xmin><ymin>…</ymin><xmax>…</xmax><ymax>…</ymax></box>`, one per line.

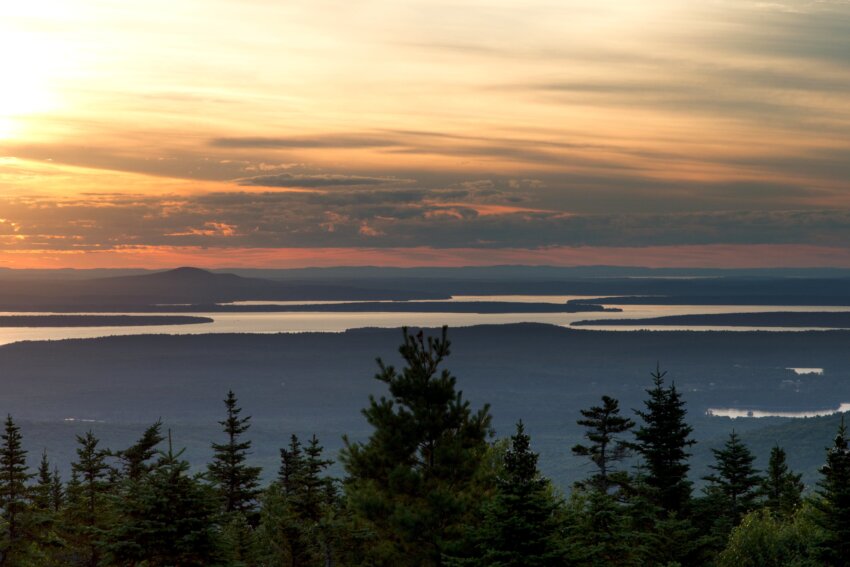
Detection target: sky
<box><xmin>1</xmin><ymin>0</ymin><xmax>849</xmax><ymax>269</ymax></box>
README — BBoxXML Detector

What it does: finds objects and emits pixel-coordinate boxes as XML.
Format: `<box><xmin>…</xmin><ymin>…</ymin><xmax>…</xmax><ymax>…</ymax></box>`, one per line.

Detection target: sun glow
<box><xmin>0</xmin><ymin>4</ymin><xmax>75</xmax><ymax>139</ymax></box>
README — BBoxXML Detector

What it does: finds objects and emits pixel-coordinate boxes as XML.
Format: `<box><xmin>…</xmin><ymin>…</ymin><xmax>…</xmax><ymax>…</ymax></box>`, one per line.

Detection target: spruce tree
<box><xmin>30</xmin><ymin>450</ymin><xmax>63</xmax><ymax>564</ymax></box>
<box><xmin>117</xmin><ymin>420</ymin><xmax>165</xmax><ymax>481</ymax></box>
<box><xmin>50</xmin><ymin>466</ymin><xmax>63</xmax><ymax>513</ymax></box>
<box><xmin>704</xmin><ymin>431</ymin><xmax>762</xmax><ymax>527</ymax></box>
<box><xmin>279</xmin><ymin>434</ymin><xmax>305</xmax><ymax>497</ymax></box>
<box><xmin>633</xmin><ymin>365</ymin><xmax>696</xmax><ymax>514</ymax></box>
<box><xmin>813</xmin><ymin>417</ymin><xmax>850</xmax><ymax>566</ymax></box>
<box><xmin>0</xmin><ymin>415</ymin><xmax>32</xmax><ymax>566</ymax></box>
<box><xmin>208</xmin><ymin>390</ymin><xmax>262</xmax><ymax>514</ymax></box>
<box><xmin>467</xmin><ymin>421</ymin><xmax>562</xmax><ymax>567</ymax></box>
<box><xmin>572</xmin><ymin>395</ymin><xmax>634</xmax><ymax>493</ymax></box>
<box><xmin>759</xmin><ymin>445</ymin><xmax>803</xmax><ymax>516</ymax></box>
<box><xmin>33</xmin><ymin>450</ymin><xmax>53</xmax><ymax>511</ymax></box>
<box><xmin>342</xmin><ymin>327</ymin><xmax>492</xmax><ymax>567</ymax></box>
<box><xmin>260</xmin><ymin>433</ymin><xmax>339</xmax><ymax>567</ymax></box>
<box><xmin>64</xmin><ymin>430</ymin><xmax>113</xmax><ymax>567</ymax></box>
<box><xmin>108</xmin><ymin>432</ymin><xmax>222</xmax><ymax>566</ymax></box>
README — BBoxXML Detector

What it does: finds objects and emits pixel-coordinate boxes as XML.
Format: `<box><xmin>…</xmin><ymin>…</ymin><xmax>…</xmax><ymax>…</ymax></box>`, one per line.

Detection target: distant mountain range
<box><xmin>2</xmin><ymin>265</ymin><xmax>850</xmax><ymax>310</ymax></box>
<box><xmin>0</xmin><ymin>267</ymin><xmax>446</xmax><ymax>309</ymax></box>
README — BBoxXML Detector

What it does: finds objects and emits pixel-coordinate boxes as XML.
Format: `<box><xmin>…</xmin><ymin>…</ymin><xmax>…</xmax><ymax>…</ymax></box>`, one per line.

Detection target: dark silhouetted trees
<box><xmin>465</xmin><ymin>421</ymin><xmax>563</xmax><ymax>567</ymax></box>
<box><xmin>813</xmin><ymin>417</ymin><xmax>850</xmax><ymax>566</ymax></box>
<box><xmin>208</xmin><ymin>390</ymin><xmax>262</xmax><ymax>515</ymax></box>
<box><xmin>0</xmin><ymin>415</ymin><xmax>32</xmax><ymax>566</ymax></box>
<box><xmin>760</xmin><ymin>446</ymin><xmax>803</xmax><ymax>516</ymax></box>
<box><xmin>634</xmin><ymin>365</ymin><xmax>696</xmax><ymax>515</ymax></box>
<box><xmin>704</xmin><ymin>431</ymin><xmax>762</xmax><ymax>526</ymax></box>
<box><xmin>572</xmin><ymin>395</ymin><xmax>634</xmax><ymax>494</ymax></box>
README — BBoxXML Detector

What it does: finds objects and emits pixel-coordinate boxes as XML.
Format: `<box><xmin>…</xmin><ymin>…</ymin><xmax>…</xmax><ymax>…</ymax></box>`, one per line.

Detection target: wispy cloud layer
<box><xmin>1</xmin><ymin>0</ymin><xmax>849</xmax><ymax>266</ymax></box>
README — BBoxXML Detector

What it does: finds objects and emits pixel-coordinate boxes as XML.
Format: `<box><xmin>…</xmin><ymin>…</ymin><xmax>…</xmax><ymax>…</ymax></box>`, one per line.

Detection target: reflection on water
<box><xmin>1</xmin><ymin>298</ymin><xmax>850</xmax><ymax>346</ymax></box>
<box><xmin>224</xmin><ymin>295</ymin><xmax>610</xmax><ymax>306</ymax></box>
<box><xmin>706</xmin><ymin>403</ymin><xmax>850</xmax><ymax>419</ymax></box>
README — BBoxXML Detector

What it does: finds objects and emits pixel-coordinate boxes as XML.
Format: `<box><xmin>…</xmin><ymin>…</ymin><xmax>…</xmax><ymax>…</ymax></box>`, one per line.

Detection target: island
<box><xmin>572</xmin><ymin>311</ymin><xmax>850</xmax><ymax>328</ymax></box>
<box><xmin>0</xmin><ymin>315</ymin><xmax>214</xmax><ymax>327</ymax></box>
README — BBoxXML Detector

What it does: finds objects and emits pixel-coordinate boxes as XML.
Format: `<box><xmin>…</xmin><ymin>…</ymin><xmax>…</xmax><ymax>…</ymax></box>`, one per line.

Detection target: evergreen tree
<box><xmin>116</xmin><ymin>420</ymin><xmax>165</xmax><ymax>481</ymax></box>
<box><xmin>466</xmin><ymin>421</ymin><xmax>563</xmax><ymax>567</ymax></box>
<box><xmin>33</xmin><ymin>450</ymin><xmax>53</xmax><ymax>511</ymax></box>
<box><xmin>703</xmin><ymin>431</ymin><xmax>762</xmax><ymax>525</ymax></box>
<box><xmin>30</xmin><ymin>450</ymin><xmax>63</xmax><ymax>565</ymax></box>
<box><xmin>0</xmin><ymin>415</ymin><xmax>32</xmax><ymax>566</ymax></box>
<box><xmin>63</xmin><ymin>430</ymin><xmax>113</xmax><ymax>567</ymax></box>
<box><xmin>107</xmin><ymin>432</ymin><xmax>222</xmax><ymax>566</ymax></box>
<box><xmin>208</xmin><ymin>390</ymin><xmax>262</xmax><ymax>515</ymax></box>
<box><xmin>50</xmin><ymin>466</ymin><xmax>63</xmax><ymax>513</ymax></box>
<box><xmin>259</xmin><ymin>433</ymin><xmax>340</xmax><ymax>567</ymax></box>
<box><xmin>279</xmin><ymin>434</ymin><xmax>305</xmax><ymax>496</ymax></box>
<box><xmin>342</xmin><ymin>327</ymin><xmax>492</xmax><ymax>567</ymax></box>
<box><xmin>813</xmin><ymin>417</ymin><xmax>850</xmax><ymax>566</ymax></box>
<box><xmin>565</xmin><ymin>489</ymin><xmax>643</xmax><ymax>567</ymax></box>
<box><xmin>759</xmin><ymin>445</ymin><xmax>803</xmax><ymax>516</ymax></box>
<box><xmin>572</xmin><ymin>395</ymin><xmax>634</xmax><ymax>493</ymax></box>
<box><xmin>633</xmin><ymin>365</ymin><xmax>696</xmax><ymax>515</ymax></box>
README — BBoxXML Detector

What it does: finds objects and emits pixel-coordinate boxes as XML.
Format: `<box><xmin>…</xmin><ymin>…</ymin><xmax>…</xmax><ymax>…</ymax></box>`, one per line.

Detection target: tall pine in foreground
<box><xmin>813</xmin><ymin>417</ymin><xmax>850</xmax><ymax>566</ymax></box>
<box><xmin>0</xmin><ymin>415</ymin><xmax>32</xmax><ymax>566</ymax></box>
<box><xmin>342</xmin><ymin>327</ymin><xmax>492</xmax><ymax>567</ymax></box>
<box><xmin>208</xmin><ymin>390</ymin><xmax>262</xmax><ymax>515</ymax></box>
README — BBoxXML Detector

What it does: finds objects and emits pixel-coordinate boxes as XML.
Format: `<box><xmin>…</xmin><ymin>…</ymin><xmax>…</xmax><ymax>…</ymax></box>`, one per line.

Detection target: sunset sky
<box><xmin>1</xmin><ymin>0</ymin><xmax>849</xmax><ymax>268</ymax></box>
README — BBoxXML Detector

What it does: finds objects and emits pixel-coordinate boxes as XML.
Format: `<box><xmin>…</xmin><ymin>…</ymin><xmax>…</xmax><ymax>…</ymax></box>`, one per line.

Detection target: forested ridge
<box><xmin>0</xmin><ymin>327</ymin><xmax>847</xmax><ymax>566</ymax></box>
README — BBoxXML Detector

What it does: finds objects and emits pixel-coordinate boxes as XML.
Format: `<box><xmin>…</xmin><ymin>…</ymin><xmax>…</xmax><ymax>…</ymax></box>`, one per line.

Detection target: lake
<box><xmin>1</xmin><ymin>296</ymin><xmax>850</xmax><ymax>346</ymax></box>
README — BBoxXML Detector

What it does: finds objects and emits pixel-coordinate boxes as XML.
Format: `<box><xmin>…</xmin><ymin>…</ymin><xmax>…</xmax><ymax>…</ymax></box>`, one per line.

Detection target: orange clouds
<box><xmin>3</xmin><ymin>244</ymin><xmax>850</xmax><ymax>270</ymax></box>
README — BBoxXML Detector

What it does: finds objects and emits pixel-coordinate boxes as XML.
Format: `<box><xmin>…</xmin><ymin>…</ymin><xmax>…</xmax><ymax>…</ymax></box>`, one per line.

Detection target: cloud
<box><xmin>2</xmin><ymin>191</ymin><xmax>850</xmax><ymax>252</ymax></box>
<box><xmin>236</xmin><ymin>172</ymin><xmax>414</xmax><ymax>188</ymax></box>
<box><xmin>211</xmin><ymin>135</ymin><xmax>399</xmax><ymax>149</ymax></box>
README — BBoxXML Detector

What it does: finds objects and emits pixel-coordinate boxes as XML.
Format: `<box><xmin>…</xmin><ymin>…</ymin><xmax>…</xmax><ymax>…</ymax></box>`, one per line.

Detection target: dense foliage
<box><xmin>0</xmin><ymin>326</ymin><xmax>847</xmax><ymax>566</ymax></box>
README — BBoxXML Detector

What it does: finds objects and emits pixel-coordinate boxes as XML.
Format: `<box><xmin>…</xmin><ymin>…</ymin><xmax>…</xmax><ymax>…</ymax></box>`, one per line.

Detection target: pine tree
<box><xmin>759</xmin><ymin>446</ymin><xmax>803</xmax><ymax>516</ymax></box>
<box><xmin>813</xmin><ymin>417</ymin><xmax>850</xmax><ymax>566</ymax></box>
<box><xmin>467</xmin><ymin>421</ymin><xmax>563</xmax><ymax>567</ymax></box>
<box><xmin>50</xmin><ymin>466</ymin><xmax>63</xmax><ymax>513</ymax></box>
<box><xmin>63</xmin><ymin>430</ymin><xmax>113</xmax><ymax>567</ymax></box>
<box><xmin>107</xmin><ymin>432</ymin><xmax>222</xmax><ymax>566</ymax></box>
<box><xmin>633</xmin><ymin>365</ymin><xmax>696</xmax><ymax>515</ymax></box>
<box><xmin>0</xmin><ymin>415</ymin><xmax>32</xmax><ymax>566</ymax></box>
<box><xmin>116</xmin><ymin>420</ymin><xmax>165</xmax><ymax>481</ymax></box>
<box><xmin>259</xmin><ymin>433</ymin><xmax>339</xmax><ymax>567</ymax></box>
<box><xmin>572</xmin><ymin>395</ymin><xmax>634</xmax><ymax>493</ymax></box>
<box><xmin>33</xmin><ymin>450</ymin><xmax>53</xmax><ymax>512</ymax></box>
<box><xmin>342</xmin><ymin>327</ymin><xmax>492</xmax><ymax>567</ymax></box>
<box><xmin>30</xmin><ymin>450</ymin><xmax>63</xmax><ymax>564</ymax></box>
<box><xmin>279</xmin><ymin>434</ymin><xmax>305</xmax><ymax>497</ymax></box>
<box><xmin>208</xmin><ymin>390</ymin><xmax>262</xmax><ymax>514</ymax></box>
<box><xmin>704</xmin><ymin>431</ymin><xmax>762</xmax><ymax>528</ymax></box>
